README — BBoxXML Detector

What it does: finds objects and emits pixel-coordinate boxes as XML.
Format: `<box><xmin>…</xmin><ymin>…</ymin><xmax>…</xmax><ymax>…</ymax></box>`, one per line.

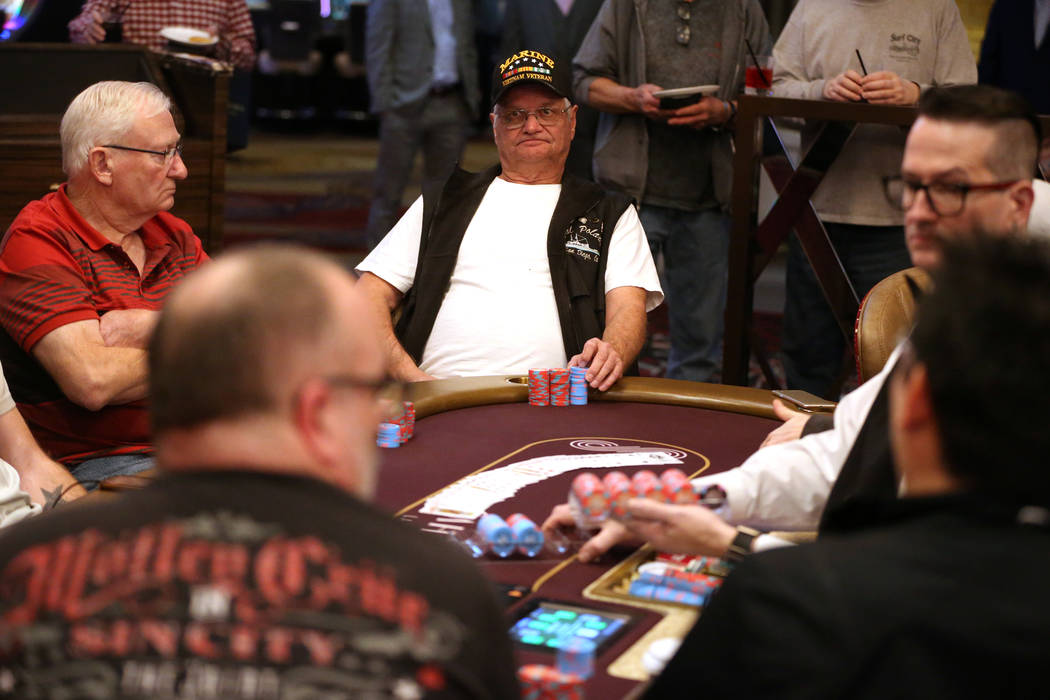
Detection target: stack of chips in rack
<box><xmin>517</xmin><ymin>665</ymin><xmax>585</xmax><ymax>700</ymax></box>
<box><xmin>376</xmin><ymin>401</ymin><xmax>416</xmax><ymax>448</ymax></box>
<box><xmin>569</xmin><ymin>366</ymin><xmax>588</xmax><ymax>405</ymax></box>
<box><xmin>528</xmin><ymin>367</ymin><xmax>589</xmax><ymax>407</ymax></box>
<box><xmin>627</xmin><ymin>568</ymin><xmax>723</xmax><ymax>607</ymax></box>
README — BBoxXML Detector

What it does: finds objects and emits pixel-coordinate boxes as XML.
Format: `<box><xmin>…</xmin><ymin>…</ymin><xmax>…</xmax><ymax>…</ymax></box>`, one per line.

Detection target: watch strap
<box><xmin>725</xmin><ymin>525</ymin><xmax>761</xmax><ymax>563</ymax></box>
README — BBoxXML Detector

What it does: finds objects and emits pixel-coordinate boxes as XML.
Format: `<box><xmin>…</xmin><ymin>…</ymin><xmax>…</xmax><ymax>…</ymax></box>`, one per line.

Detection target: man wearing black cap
<box><xmin>357</xmin><ymin>50</ymin><xmax>662</xmax><ymax>392</ymax></box>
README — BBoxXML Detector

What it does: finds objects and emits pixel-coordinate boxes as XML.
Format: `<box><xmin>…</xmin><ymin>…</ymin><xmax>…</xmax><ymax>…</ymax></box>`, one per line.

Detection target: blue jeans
<box><xmin>71</xmin><ymin>453</ymin><xmax>155</xmax><ymax>489</ymax></box>
<box><xmin>640</xmin><ymin>205</ymin><xmax>730</xmax><ymax>382</ymax></box>
<box><xmin>782</xmin><ymin>222</ymin><xmax>911</xmax><ymax>397</ymax></box>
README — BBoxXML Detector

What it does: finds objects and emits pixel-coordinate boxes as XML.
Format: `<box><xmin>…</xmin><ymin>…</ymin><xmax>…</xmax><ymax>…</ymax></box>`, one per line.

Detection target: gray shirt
<box><xmin>773</xmin><ymin>0</ymin><xmax>977</xmax><ymax>226</ymax></box>
<box><xmin>642</xmin><ymin>0</ymin><xmax>723</xmax><ymax>211</ymax></box>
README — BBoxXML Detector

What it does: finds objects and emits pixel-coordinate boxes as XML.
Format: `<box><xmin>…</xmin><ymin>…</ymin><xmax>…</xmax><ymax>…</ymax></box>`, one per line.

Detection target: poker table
<box><xmin>377</xmin><ymin>375</ymin><xmax>785</xmax><ymax>697</ymax></box>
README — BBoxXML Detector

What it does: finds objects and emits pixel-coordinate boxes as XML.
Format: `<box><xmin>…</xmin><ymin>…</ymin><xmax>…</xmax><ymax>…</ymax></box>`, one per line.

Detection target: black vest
<box><xmin>818</xmin><ymin>363</ymin><xmax>897</xmax><ymax>534</ymax></box>
<box><xmin>394</xmin><ymin>165</ymin><xmax>634</xmax><ymax>365</ymax></box>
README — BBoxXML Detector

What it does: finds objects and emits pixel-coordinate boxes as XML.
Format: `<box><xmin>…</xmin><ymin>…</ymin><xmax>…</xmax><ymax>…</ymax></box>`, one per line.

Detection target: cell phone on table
<box><xmin>772</xmin><ymin>389</ymin><xmax>837</xmax><ymax>412</ymax></box>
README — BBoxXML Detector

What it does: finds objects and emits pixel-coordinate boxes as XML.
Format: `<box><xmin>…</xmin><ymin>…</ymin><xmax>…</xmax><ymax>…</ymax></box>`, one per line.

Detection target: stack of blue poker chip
<box><xmin>569</xmin><ymin>366</ymin><xmax>589</xmax><ymax>405</ymax></box>
<box><xmin>376</xmin><ymin>422</ymin><xmax>400</xmax><ymax>448</ymax></box>
<box><xmin>477</xmin><ymin>513</ymin><xmax>516</xmax><ymax>558</ymax></box>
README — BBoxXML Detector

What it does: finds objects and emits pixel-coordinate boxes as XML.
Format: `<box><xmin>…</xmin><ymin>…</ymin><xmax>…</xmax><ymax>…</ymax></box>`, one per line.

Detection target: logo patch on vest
<box><xmin>565</xmin><ymin>216</ymin><xmax>602</xmax><ymax>263</ymax></box>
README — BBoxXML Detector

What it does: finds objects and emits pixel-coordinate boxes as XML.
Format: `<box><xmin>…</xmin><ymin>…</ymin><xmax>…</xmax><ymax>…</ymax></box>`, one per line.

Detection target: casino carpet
<box><xmin>224</xmin><ymin>128</ymin><xmax>787</xmax><ymax>388</ymax></box>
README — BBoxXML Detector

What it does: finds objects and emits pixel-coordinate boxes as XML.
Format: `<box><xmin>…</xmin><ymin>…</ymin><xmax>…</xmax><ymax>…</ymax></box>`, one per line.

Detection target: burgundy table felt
<box><xmin>375</xmin><ymin>398</ymin><xmax>778</xmax><ymax>698</ymax></box>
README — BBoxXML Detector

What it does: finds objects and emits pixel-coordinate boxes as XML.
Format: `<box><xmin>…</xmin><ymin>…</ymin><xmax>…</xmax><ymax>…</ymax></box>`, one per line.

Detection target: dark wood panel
<box><xmin>0</xmin><ymin>44</ymin><xmax>229</xmax><ymax>253</ymax></box>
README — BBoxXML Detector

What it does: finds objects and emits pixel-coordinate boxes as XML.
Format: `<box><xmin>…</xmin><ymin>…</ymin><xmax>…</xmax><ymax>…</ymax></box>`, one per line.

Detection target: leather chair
<box><xmin>854</xmin><ymin>267</ymin><xmax>932</xmax><ymax>383</ymax></box>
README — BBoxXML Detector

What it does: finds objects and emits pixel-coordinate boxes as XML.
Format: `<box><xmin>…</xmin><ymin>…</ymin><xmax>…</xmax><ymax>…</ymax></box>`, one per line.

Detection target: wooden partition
<box><xmin>723</xmin><ymin>95</ymin><xmax>1050</xmax><ymax>387</ymax></box>
<box><xmin>0</xmin><ymin>43</ymin><xmax>230</xmax><ymax>252</ymax></box>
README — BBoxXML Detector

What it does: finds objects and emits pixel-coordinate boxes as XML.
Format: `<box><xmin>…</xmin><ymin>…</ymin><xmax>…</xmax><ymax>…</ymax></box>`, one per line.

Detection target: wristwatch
<box><xmin>725</xmin><ymin>525</ymin><xmax>761</xmax><ymax>563</ymax></box>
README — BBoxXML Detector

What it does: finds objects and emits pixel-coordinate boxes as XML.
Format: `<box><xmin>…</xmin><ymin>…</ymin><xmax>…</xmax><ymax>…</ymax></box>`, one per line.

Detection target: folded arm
<box><xmin>32</xmin><ymin>319</ymin><xmax>149</xmax><ymax>412</ymax></box>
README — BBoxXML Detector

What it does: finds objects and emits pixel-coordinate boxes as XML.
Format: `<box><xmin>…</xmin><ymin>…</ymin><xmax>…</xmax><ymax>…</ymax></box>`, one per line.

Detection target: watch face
<box><xmin>726</xmin><ymin>528</ymin><xmax>758</xmax><ymax>562</ymax></box>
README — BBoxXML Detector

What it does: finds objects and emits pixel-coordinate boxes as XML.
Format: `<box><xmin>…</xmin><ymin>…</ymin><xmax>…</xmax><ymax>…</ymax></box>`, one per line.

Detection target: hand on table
<box><xmin>623</xmin><ymin>499</ymin><xmax>738</xmax><ymax>558</ymax></box>
<box><xmin>541</xmin><ymin>503</ymin><xmax>642</xmax><ymax>563</ymax></box>
<box><xmin>860</xmin><ymin>71</ymin><xmax>920</xmax><ymax>105</ymax></box>
<box><xmin>569</xmin><ymin>338</ymin><xmax>624</xmax><ymax>391</ymax></box>
<box><xmin>822</xmin><ymin>70</ymin><xmax>865</xmax><ymax>102</ymax></box>
<box><xmin>666</xmin><ymin>97</ymin><xmax>731</xmax><ymax>130</ymax></box>
<box><xmin>759</xmin><ymin>398</ymin><xmax>811</xmax><ymax>448</ymax></box>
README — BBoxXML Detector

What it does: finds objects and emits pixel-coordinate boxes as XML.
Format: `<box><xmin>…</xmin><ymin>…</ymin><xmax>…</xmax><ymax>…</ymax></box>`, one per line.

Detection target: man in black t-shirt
<box><xmin>0</xmin><ymin>245</ymin><xmax>519</xmax><ymax>700</ymax></box>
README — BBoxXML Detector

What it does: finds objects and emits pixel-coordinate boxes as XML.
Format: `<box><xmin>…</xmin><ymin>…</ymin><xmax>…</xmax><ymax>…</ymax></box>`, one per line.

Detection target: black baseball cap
<box><xmin>491</xmin><ymin>50</ymin><xmax>573</xmax><ymax>107</ymax></box>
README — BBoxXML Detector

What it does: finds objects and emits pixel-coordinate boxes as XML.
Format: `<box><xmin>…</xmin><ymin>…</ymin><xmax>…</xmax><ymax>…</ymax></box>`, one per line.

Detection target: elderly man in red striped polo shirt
<box><xmin>0</xmin><ymin>80</ymin><xmax>208</xmax><ymax>492</ymax></box>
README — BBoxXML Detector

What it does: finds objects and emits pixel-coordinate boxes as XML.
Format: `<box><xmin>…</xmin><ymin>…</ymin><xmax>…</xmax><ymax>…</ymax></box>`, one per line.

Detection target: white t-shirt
<box><xmin>357</xmin><ymin>178</ymin><xmax>663</xmax><ymax>378</ymax></box>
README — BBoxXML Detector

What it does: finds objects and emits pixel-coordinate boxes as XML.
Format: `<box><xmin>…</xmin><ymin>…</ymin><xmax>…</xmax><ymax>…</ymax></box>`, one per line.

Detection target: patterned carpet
<box><xmin>224</xmin><ymin>128</ymin><xmax>786</xmax><ymax>387</ymax></box>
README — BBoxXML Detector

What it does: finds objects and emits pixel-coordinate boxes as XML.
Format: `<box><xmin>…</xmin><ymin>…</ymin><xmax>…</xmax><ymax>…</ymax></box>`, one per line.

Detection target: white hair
<box><xmin>60</xmin><ymin>81</ymin><xmax>172</xmax><ymax>176</ymax></box>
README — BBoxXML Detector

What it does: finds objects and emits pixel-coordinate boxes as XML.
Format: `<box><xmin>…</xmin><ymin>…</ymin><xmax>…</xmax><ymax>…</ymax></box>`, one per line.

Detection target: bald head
<box><xmin>150</xmin><ymin>245</ymin><xmax>377</xmax><ymax>434</ymax></box>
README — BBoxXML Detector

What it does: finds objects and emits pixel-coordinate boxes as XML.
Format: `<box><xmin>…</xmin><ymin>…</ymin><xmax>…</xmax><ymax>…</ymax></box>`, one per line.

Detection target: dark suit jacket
<box><xmin>644</xmin><ymin>495</ymin><xmax>1050</xmax><ymax>699</ymax></box>
<box><xmin>978</xmin><ymin>0</ymin><xmax>1050</xmax><ymax>113</ymax></box>
<box><xmin>365</xmin><ymin>0</ymin><xmax>480</xmax><ymax>115</ymax></box>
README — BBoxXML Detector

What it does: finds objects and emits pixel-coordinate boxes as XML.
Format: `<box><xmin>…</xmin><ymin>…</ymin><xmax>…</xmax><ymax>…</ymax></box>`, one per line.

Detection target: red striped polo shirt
<box><xmin>0</xmin><ymin>185</ymin><xmax>208</xmax><ymax>465</ymax></box>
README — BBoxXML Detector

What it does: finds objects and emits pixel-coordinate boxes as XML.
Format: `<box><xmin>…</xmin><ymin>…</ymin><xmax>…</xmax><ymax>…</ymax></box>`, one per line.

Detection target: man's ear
<box><xmin>897</xmin><ymin>363</ymin><xmax>934</xmax><ymax>434</ymax></box>
<box><xmin>1009</xmin><ymin>180</ymin><xmax>1035</xmax><ymax>232</ymax></box>
<box><xmin>292</xmin><ymin>378</ymin><xmax>339</xmax><ymax>467</ymax></box>
<box><xmin>88</xmin><ymin>147</ymin><xmax>114</xmax><ymax>186</ymax></box>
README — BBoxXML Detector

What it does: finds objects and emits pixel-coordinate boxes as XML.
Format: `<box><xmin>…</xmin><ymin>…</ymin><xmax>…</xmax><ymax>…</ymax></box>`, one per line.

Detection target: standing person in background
<box><xmin>68</xmin><ymin>0</ymin><xmax>256</xmax><ymax>70</ymax></box>
<box><xmin>573</xmin><ymin>0</ymin><xmax>771</xmax><ymax>382</ymax></box>
<box><xmin>773</xmin><ymin>0</ymin><xmax>976</xmax><ymax>398</ymax></box>
<box><xmin>979</xmin><ymin>0</ymin><xmax>1050</xmax><ymax>115</ymax></box>
<box><xmin>364</xmin><ymin>0</ymin><xmax>480</xmax><ymax>250</ymax></box>
<box><xmin>500</xmin><ymin>0</ymin><xmax>606</xmax><ymax>180</ymax></box>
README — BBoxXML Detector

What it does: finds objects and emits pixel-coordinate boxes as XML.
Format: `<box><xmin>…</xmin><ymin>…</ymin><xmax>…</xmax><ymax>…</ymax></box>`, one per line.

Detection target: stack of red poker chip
<box><xmin>528</xmin><ymin>369</ymin><xmax>550</xmax><ymax>406</ymax></box>
<box><xmin>603</xmin><ymin>471</ymin><xmax>632</xmax><ymax>518</ymax></box>
<box><xmin>630</xmin><ymin>470</ymin><xmax>668</xmax><ymax>503</ymax></box>
<box><xmin>549</xmin><ymin>368</ymin><xmax>570</xmax><ymax>406</ymax></box>
<box><xmin>569</xmin><ymin>472</ymin><xmax>608</xmax><ymax>528</ymax></box>
<box><xmin>517</xmin><ymin>665</ymin><xmax>584</xmax><ymax>700</ymax></box>
<box><xmin>660</xmin><ymin>468</ymin><xmax>698</xmax><ymax>505</ymax></box>
<box><xmin>398</xmin><ymin>401</ymin><xmax>415</xmax><ymax>442</ymax></box>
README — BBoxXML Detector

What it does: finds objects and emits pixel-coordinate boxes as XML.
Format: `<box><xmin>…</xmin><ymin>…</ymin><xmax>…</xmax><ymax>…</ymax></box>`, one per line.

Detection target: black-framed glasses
<box><xmin>103</xmin><ymin>142</ymin><xmax>184</xmax><ymax>163</ymax></box>
<box><xmin>496</xmin><ymin>105</ymin><xmax>572</xmax><ymax>129</ymax></box>
<box><xmin>676</xmin><ymin>1</ymin><xmax>692</xmax><ymax>45</ymax></box>
<box><xmin>882</xmin><ymin>175</ymin><xmax>1019</xmax><ymax>217</ymax></box>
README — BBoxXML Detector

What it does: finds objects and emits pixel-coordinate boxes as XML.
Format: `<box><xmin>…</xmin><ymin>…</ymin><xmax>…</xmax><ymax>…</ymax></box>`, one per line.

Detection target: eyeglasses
<box><xmin>103</xmin><ymin>142</ymin><xmax>184</xmax><ymax>163</ymax></box>
<box><xmin>321</xmin><ymin>375</ymin><xmax>404</xmax><ymax>418</ymax></box>
<box><xmin>496</xmin><ymin>105</ymin><xmax>572</xmax><ymax>129</ymax></box>
<box><xmin>676</xmin><ymin>1</ymin><xmax>692</xmax><ymax>45</ymax></box>
<box><xmin>882</xmin><ymin>175</ymin><xmax>1019</xmax><ymax>217</ymax></box>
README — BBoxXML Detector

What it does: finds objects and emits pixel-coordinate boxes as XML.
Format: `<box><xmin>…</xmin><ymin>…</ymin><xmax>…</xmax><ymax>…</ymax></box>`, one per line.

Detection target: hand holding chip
<box><xmin>569</xmin><ymin>338</ymin><xmax>623</xmax><ymax>391</ymax></box>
